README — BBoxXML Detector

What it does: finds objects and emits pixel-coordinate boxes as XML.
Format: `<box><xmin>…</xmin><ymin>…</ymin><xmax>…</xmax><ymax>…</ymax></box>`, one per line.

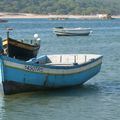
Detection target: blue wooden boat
<box><xmin>0</xmin><ymin>52</ymin><xmax>103</xmax><ymax>95</ymax></box>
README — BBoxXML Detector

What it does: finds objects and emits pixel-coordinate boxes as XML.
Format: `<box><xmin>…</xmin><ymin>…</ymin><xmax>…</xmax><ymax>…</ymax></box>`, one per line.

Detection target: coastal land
<box><xmin>0</xmin><ymin>12</ymin><xmax>120</xmax><ymax>19</ymax></box>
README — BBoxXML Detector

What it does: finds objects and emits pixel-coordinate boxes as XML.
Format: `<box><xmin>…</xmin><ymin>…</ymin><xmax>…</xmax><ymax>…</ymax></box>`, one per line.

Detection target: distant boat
<box><xmin>48</xmin><ymin>17</ymin><xmax>68</xmax><ymax>20</ymax></box>
<box><xmin>53</xmin><ymin>27</ymin><xmax>92</xmax><ymax>36</ymax></box>
<box><xmin>0</xmin><ymin>19</ymin><xmax>8</xmax><ymax>23</ymax></box>
<box><xmin>2</xmin><ymin>29</ymin><xmax>40</xmax><ymax>61</ymax></box>
<box><xmin>0</xmin><ymin>52</ymin><xmax>103</xmax><ymax>95</ymax></box>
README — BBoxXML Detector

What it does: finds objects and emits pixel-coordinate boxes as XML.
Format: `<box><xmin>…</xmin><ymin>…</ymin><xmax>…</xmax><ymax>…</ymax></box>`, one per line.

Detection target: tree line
<box><xmin>0</xmin><ymin>0</ymin><xmax>119</xmax><ymax>15</ymax></box>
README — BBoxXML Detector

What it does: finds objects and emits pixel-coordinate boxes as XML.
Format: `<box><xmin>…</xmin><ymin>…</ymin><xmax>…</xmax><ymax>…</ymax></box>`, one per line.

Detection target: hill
<box><xmin>0</xmin><ymin>0</ymin><xmax>120</xmax><ymax>15</ymax></box>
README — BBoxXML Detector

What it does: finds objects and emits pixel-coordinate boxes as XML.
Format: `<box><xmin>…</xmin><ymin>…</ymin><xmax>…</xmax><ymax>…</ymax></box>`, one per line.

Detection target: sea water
<box><xmin>0</xmin><ymin>18</ymin><xmax>120</xmax><ymax>120</ymax></box>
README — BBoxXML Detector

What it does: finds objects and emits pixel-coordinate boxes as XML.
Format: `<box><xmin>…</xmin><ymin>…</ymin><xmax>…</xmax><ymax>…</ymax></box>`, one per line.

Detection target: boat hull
<box><xmin>0</xmin><ymin>55</ymin><xmax>102</xmax><ymax>95</ymax></box>
<box><xmin>56</xmin><ymin>32</ymin><xmax>90</xmax><ymax>36</ymax></box>
<box><xmin>53</xmin><ymin>28</ymin><xmax>91</xmax><ymax>36</ymax></box>
<box><xmin>2</xmin><ymin>64</ymin><xmax>101</xmax><ymax>95</ymax></box>
<box><xmin>7</xmin><ymin>42</ymin><xmax>39</xmax><ymax>60</ymax></box>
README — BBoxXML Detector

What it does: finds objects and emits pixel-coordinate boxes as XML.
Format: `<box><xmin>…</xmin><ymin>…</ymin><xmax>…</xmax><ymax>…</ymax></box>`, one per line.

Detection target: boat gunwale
<box><xmin>3</xmin><ymin>37</ymin><xmax>40</xmax><ymax>47</ymax></box>
<box><xmin>1</xmin><ymin>54</ymin><xmax>103</xmax><ymax>70</ymax></box>
<box><xmin>53</xmin><ymin>27</ymin><xmax>92</xmax><ymax>31</ymax></box>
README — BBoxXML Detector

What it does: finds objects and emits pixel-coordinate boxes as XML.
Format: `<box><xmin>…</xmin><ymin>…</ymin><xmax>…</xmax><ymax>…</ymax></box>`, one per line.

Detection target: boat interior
<box><xmin>28</xmin><ymin>54</ymin><xmax>101</xmax><ymax>66</ymax></box>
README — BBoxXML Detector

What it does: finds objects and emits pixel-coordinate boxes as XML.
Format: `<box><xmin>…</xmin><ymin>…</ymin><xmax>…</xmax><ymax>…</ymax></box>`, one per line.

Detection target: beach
<box><xmin>0</xmin><ymin>12</ymin><xmax>120</xmax><ymax>19</ymax></box>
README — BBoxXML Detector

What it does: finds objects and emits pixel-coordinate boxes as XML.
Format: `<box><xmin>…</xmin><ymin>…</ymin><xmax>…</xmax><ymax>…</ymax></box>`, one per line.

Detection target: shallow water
<box><xmin>0</xmin><ymin>18</ymin><xmax>120</xmax><ymax>120</ymax></box>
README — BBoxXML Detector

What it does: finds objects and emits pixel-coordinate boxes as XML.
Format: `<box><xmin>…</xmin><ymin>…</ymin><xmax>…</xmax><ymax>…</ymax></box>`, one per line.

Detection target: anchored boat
<box><xmin>0</xmin><ymin>50</ymin><xmax>102</xmax><ymax>95</ymax></box>
<box><xmin>0</xmin><ymin>19</ymin><xmax>8</xmax><ymax>23</ymax></box>
<box><xmin>2</xmin><ymin>30</ymin><xmax>40</xmax><ymax>60</ymax></box>
<box><xmin>53</xmin><ymin>27</ymin><xmax>92</xmax><ymax>36</ymax></box>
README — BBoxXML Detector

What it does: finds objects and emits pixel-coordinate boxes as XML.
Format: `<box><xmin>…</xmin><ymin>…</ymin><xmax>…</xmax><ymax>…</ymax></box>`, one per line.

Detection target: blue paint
<box><xmin>4</xmin><ymin>63</ymin><xmax>101</xmax><ymax>87</ymax></box>
<box><xmin>0</xmin><ymin>54</ymin><xmax>102</xmax><ymax>94</ymax></box>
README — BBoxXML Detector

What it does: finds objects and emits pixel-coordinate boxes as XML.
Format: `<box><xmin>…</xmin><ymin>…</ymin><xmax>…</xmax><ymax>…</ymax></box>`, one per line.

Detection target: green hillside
<box><xmin>0</xmin><ymin>0</ymin><xmax>120</xmax><ymax>15</ymax></box>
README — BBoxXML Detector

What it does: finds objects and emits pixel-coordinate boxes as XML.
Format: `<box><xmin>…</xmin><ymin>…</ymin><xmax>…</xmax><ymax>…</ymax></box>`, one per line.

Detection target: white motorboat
<box><xmin>53</xmin><ymin>27</ymin><xmax>92</xmax><ymax>36</ymax></box>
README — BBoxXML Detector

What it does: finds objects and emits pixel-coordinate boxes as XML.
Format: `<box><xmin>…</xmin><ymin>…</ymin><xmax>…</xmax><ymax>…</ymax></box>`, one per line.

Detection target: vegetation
<box><xmin>0</xmin><ymin>0</ymin><xmax>119</xmax><ymax>15</ymax></box>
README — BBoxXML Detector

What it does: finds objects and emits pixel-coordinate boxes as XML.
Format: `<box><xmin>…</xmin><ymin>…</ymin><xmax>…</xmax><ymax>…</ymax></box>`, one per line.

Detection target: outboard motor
<box><xmin>0</xmin><ymin>37</ymin><xmax>3</xmax><ymax>54</ymax></box>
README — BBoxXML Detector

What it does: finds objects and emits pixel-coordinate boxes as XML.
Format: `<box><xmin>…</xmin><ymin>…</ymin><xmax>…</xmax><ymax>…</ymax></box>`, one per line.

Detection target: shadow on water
<box><xmin>34</xmin><ymin>84</ymin><xmax>100</xmax><ymax>97</ymax></box>
<box><xmin>0</xmin><ymin>83</ymin><xmax>101</xmax><ymax>102</ymax></box>
<box><xmin>1</xmin><ymin>83</ymin><xmax>100</xmax><ymax>99</ymax></box>
<box><xmin>0</xmin><ymin>84</ymin><xmax>101</xmax><ymax>120</ymax></box>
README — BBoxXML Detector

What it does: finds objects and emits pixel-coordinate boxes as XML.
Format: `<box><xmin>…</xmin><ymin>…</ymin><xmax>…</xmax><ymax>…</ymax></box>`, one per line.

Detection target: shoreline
<box><xmin>0</xmin><ymin>12</ymin><xmax>120</xmax><ymax>19</ymax></box>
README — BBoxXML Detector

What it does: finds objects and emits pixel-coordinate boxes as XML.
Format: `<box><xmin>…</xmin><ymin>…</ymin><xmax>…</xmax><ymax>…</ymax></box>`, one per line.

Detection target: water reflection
<box><xmin>0</xmin><ymin>84</ymin><xmax>100</xmax><ymax>120</ymax></box>
<box><xmin>0</xmin><ymin>93</ymin><xmax>5</xmax><ymax>120</ymax></box>
<box><xmin>1</xmin><ymin>81</ymin><xmax>120</xmax><ymax>120</ymax></box>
